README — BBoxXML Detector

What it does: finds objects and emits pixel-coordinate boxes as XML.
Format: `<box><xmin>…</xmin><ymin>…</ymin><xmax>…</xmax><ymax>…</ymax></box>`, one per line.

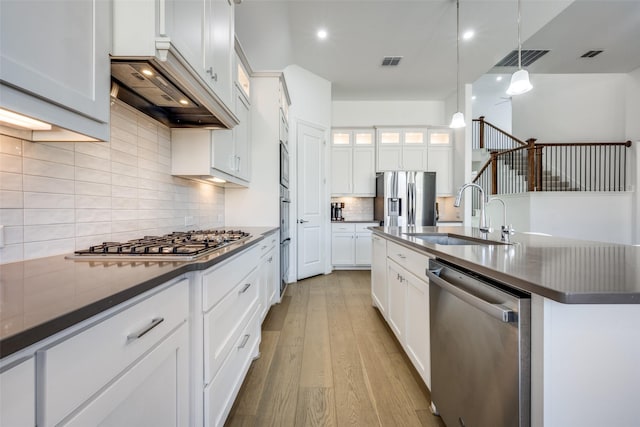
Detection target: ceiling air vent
<box><xmin>581</xmin><ymin>50</ymin><xmax>603</xmax><ymax>58</ymax></box>
<box><xmin>381</xmin><ymin>56</ymin><xmax>402</xmax><ymax>66</ymax></box>
<box><xmin>495</xmin><ymin>50</ymin><xmax>549</xmax><ymax>67</ymax></box>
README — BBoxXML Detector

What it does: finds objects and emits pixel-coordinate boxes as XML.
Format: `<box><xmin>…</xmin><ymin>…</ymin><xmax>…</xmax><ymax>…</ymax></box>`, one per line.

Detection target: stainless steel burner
<box><xmin>71</xmin><ymin>229</ymin><xmax>252</xmax><ymax>261</ymax></box>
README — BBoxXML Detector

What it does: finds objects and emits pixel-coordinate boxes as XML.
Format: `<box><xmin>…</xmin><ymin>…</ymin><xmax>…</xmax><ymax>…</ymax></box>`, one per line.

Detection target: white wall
<box><xmin>512</xmin><ymin>73</ymin><xmax>627</xmax><ymax>143</ymax></box>
<box><xmin>284</xmin><ymin>65</ymin><xmax>332</xmax><ymax>280</ymax></box>
<box><xmin>626</xmin><ymin>67</ymin><xmax>640</xmax><ymax>244</ymax></box>
<box><xmin>486</xmin><ymin>192</ymin><xmax>634</xmax><ymax>244</ymax></box>
<box><xmin>0</xmin><ymin>101</ymin><xmax>225</xmax><ymax>264</ymax></box>
<box><xmin>332</xmin><ymin>100</ymin><xmax>445</xmax><ymax>127</ymax></box>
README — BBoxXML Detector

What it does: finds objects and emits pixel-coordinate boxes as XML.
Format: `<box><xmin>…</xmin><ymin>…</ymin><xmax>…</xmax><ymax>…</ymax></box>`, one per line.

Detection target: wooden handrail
<box><xmin>472</xmin><ymin>116</ymin><xmax>528</xmax><ymax>148</ymax></box>
<box><xmin>533</xmin><ymin>141</ymin><xmax>632</xmax><ymax>148</ymax></box>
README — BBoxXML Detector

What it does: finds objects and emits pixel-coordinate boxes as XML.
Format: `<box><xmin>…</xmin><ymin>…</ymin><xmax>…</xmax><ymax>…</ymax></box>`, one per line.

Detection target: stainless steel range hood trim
<box><xmin>110</xmin><ymin>44</ymin><xmax>239</xmax><ymax>129</ymax></box>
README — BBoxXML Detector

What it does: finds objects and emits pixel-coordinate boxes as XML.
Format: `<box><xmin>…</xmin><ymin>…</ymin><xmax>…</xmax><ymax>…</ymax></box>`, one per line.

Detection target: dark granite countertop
<box><xmin>372</xmin><ymin>226</ymin><xmax>640</xmax><ymax>305</ymax></box>
<box><xmin>0</xmin><ymin>227</ymin><xmax>278</xmax><ymax>358</ymax></box>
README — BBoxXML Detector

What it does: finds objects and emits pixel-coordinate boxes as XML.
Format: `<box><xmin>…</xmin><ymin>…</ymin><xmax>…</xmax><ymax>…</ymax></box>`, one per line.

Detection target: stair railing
<box><xmin>472</xmin><ymin>116</ymin><xmax>528</xmax><ymax>151</ymax></box>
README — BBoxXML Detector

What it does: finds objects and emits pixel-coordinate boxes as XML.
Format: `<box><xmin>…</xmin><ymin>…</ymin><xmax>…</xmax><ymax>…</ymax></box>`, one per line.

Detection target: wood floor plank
<box><xmin>388</xmin><ymin>351</ymin><xmax>431</xmax><ymax>411</ymax></box>
<box><xmin>262</xmin><ymin>295</ymin><xmax>292</xmax><ymax>331</ymax></box>
<box><xmin>416</xmin><ymin>409</ymin><xmax>447</xmax><ymax>427</ymax></box>
<box><xmin>228</xmin><ymin>331</ymin><xmax>281</xmax><ymax>417</ymax></box>
<box><xmin>254</xmin><ymin>344</ymin><xmax>304</xmax><ymax>426</ymax></box>
<box><xmin>294</xmin><ymin>387</ymin><xmax>337</xmax><ymax>427</ymax></box>
<box><xmin>299</xmin><ymin>293</ymin><xmax>334</xmax><ymax>387</ymax></box>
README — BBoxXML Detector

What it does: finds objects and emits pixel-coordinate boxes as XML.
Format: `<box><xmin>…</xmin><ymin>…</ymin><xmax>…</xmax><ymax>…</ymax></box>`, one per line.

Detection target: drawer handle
<box><xmin>238</xmin><ymin>334</ymin><xmax>250</xmax><ymax>350</ymax></box>
<box><xmin>397</xmin><ymin>253</ymin><xmax>406</xmax><ymax>259</ymax></box>
<box><xmin>127</xmin><ymin>317</ymin><xmax>164</xmax><ymax>342</ymax></box>
<box><xmin>261</xmin><ymin>245</ymin><xmax>267</xmax><ymax>250</ymax></box>
<box><xmin>239</xmin><ymin>283</ymin><xmax>252</xmax><ymax>294</ymax></box>
<box><xmin>268</xmin><ymin>257</ymin><xmax>273</xmax><ymax>262</ymax></box>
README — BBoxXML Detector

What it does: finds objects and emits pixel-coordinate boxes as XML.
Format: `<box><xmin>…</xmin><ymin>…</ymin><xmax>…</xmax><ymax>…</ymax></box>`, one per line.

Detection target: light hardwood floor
<box><xmin>225</xmin><ymin>270</ymin><xmax>446</xmax><ymax>427</ymax></box>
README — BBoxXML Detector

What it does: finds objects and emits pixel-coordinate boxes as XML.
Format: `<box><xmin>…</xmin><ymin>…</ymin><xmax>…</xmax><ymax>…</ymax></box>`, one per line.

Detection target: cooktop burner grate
<box><xmin>72</xmin><ymin>229</ymin><xmax>252</xmax><ymax>260</ymax></box>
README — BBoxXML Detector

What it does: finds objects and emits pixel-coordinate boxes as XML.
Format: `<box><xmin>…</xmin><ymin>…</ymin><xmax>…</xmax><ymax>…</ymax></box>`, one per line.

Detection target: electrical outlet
<box><xmin>184</xmin><ymin>216</ymin><xmax>195</xmax><ymax>227</ymax></box>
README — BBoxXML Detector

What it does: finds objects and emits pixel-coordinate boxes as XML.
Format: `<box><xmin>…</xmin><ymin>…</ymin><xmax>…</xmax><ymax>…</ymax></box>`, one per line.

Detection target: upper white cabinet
<box><xmin>112</xmin><ymin>0</ymin><xmax>237</xmax><ymax>127</ymax></box>
<box><xmin>427</xmin><ymin>129</ymin><xmax>454</xmax><ymax>195</ymax></box>
<box><xmin>0</xmin><ymin>0</ymin><xmax>110</xmax><ymax>141</ymax></box>
<box><xmin>376</xmin><ymin>127</ymin><xmax>428</xmax><ymax>171</ymax></box>
<box><xmin>331</xmin><ymin>129</ymin><xmax>376</xmax><ymax>196</ymax></box>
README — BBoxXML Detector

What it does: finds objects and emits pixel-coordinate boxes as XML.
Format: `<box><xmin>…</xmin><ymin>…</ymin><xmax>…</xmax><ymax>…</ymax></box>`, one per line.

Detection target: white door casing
<box><xmin>297</xmin><ymin>121</ymin><xmax>326</xmax><ymax>280</ymax></box>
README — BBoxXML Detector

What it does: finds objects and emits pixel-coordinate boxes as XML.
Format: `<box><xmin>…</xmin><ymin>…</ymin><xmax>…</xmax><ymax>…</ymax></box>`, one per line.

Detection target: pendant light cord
<box><xmin>456</xmin><ymin>0</ymin><xmax>460</xmax><ymax>111</ymax></box>
<box><xmin>517</xmin><ymin>0</ymin><xmax>522</xmax><ymax>69</ymax></box>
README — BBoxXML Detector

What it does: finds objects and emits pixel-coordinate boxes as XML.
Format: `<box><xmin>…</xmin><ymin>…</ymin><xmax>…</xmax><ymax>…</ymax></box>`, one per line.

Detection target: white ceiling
<box><xmin>235</xmin><ymin>0</ymin><xmax>640</xmax><ymax>101</ymax></box>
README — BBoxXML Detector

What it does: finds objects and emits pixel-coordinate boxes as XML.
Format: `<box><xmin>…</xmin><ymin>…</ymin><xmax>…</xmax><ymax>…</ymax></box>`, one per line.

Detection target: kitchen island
<box><xmin>371</xmin><ymin>226</ymin><xmax>640</xmax><ymax>427</ymax></box>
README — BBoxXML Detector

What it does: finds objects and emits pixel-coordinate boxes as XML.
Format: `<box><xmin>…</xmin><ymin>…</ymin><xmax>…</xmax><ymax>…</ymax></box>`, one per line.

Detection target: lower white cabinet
<box><xmin>0</xmin><ymin>357</ymin><xmax>35</xmax><ymax>427</ymax></box>
<box><xmin>372</xmin><ymin>234</ymin><xmax>433</xmax><ymax>390</ymax></box>
<box><xmin>331</xmin><ymin>222</ymin><xmax>376</xmax><ymax>268</ymax></box>
<box><xmin>38</xmin><ymin>278</ymin><xmax>190</xmax><ymax>427</ymax></box>
<box><xmin>371</xmin><ymin>235</ymin><xmax>387</xmax><ymax>316</ymax></box>
<box><xmin>257</xmin><ymin>232</ymin><xmax>278</xmax><ymax>321</ymax></box>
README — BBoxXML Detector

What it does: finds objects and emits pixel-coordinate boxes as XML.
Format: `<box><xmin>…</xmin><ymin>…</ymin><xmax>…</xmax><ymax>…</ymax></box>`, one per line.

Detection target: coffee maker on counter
<box><xmin>331</xmin><ymin>202</ymin><xmax>345</xmax><ymax>221</ymax></box>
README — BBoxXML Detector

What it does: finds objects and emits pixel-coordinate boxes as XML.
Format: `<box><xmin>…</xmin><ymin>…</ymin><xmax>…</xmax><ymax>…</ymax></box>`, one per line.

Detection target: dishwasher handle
<box><xmin>427</xmin><ymin>268</ymin><xmax>517</xmax><ymax>323</ymax></box>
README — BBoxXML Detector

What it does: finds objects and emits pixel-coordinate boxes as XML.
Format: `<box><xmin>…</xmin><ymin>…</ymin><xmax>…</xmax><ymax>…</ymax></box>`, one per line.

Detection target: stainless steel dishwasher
<box><xmin>427</xmin><ymin>259</ymin><xmax>530</xmax><ymax>427</ymax></box>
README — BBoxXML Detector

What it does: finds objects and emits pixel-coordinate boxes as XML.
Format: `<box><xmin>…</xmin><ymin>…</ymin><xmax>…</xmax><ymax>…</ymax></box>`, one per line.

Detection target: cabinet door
<box><xmin>387</xmin><ymin>260</ymin><xmax>406</xmax><ymax>341</ymax></box>
<box><xmin>353</xmin><ymin>146</ymin><xmax>375</xmax><ymax>195</ymax></box>
<box><xmin>265</xmin><ymin>249</ymin><xmax>277</xmax><ymax>309</ymax></box>
<box><xmin>169</xmin><ymin>0</ymin><xmax>205</xmax><ymax>75</ymax></box>
<box><xmin>331</xmin><ymin>147</ymin><xmax>353</xmax><ymax>194</ymax></box>
<box><xmin>205</xmin><ymin>0</ymin><xmax>233</xmax><ymax>108</ymax></box>
<box><xmin>355</xmin><ymin>232</ymin><xmax>372</xmax><ymax>265</ymax></box>
<box><xmin>377</xmin><ymin>130</ymin><xmax>402</xmax><ymax>171</ymax></box>
<box><xmin>0</xmin><ymin>357</ymin><xmax>35</xmax><ymax>427</ymax></box>
<box><xmin>234</xmin><ymin>89</ymin><xmax>251</xmax><ymax>181</ymax></box>
<box><xmin>0</xmin><ymin>0</ymin><xmax>110</xmax><ymax>125</ymax></box>
<box><xmin>371</xmin><ymin>235</ymin><xmax>388</xmax><ymax>316</ymax></box>
<box><xmin>428</xmin><ymin>147</ymin><xmax>453</xmax><ymax>196</ymax></box>
<box><xmin>405</xmin><ymin>271</ymin><xmax>430</xmax><ymax>389</ymax></box>
<box><xmin>62</xmin><ymin>325</ymin><xmax>189</xmax><ymax>427</ymax></box>
<box><xmin>402</xmin><ymin>130</ymin><xmax>428</xmax><ymax>171</ymax></box>
<box><xmin>331</xmin><ymin>233</ymin><xmax>355</xmax><ymax>265</ymax></box>
<box><xmin>212</xmin><ymin>128</ymin><xmax>235</xmax><ymax>176</ymax></box>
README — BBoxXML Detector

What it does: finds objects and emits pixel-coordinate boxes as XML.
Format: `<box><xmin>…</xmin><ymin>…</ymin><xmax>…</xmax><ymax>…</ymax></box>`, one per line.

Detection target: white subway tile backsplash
<box><xmin>0</xmin><ymin>134</ymin><xmax>23</xmax><ymax>155</ymax></box>
<box><xmin>23</xmin><ymin>157</ymin><xmax>75</xmax><ymax>179</ymax></box>
<box><xmin>23</xmin><ymin>175</ymin><xmax>75</xmax><ymax>194</ymax></box>
<box><xmin>75</xmin><ymin>167</ymin><xmax>111</xmax><ymax>184</ymax></box>
<box><xmin>24</xmin><ymin>208</ymin><xmax>74</xmax><ymax>225</ymax></box>
<box><xmin>24</xmin><ymin>224</ymin><xmax>75</xmax><ymax>242</ymax></box>
<box><xmin>0</xmin><ymin>153</ymin><xmax>23</xmax><ymax>173</ymax></box>
<box><xmin>0</xmin><ymin>172</ymin><xmax>22</xmax><ymax>191</ymax></box>
<box><xmin>75</xmin><ymin>195</ymin><xmax>111</xmax><ymax>209</ymax></box>
<box><xmin>22</xmin><ymin>141</ymin><xmax>74</xmax><ymax>165</ymax></box>
<box><xmin>24</xmin><ymin>192</ymin><xmax>74</xmax><ymax>209</ymax></box>
<box><xmin>0</xmin><ymin>101</ymin><xmax>225</xmax><ymax>263</ymax></box>
<box><xmin>0</xmin><ymin>190</ymin><xmax>24</xmax><ymax>208</ymax></box>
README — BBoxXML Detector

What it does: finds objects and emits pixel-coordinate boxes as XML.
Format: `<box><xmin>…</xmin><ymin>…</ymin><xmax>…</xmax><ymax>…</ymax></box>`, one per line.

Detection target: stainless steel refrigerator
<box><xmin>374</xmin><ymin>171</ymin><xmax>437</xmax><ymax>227</ymax></box>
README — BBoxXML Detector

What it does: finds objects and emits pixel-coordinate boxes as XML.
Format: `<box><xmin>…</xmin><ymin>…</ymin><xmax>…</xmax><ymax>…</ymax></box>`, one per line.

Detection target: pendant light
<box><xmin>506</xmin><ymin>0</ymin><xmax>533</xmax><ymax>95</ymax></box>
<box><xmin>449</xmin><ymin>0</ymin><xmax>466</xmax><ymax>129</ymax></box>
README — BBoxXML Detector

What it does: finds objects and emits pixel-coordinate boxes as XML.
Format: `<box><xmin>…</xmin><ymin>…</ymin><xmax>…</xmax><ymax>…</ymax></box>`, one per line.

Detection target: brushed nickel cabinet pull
<box><xmin>238</xmin><ymin>334</ymin><xmax>250</xmax><ymax>350</ymax></box>
<box><xmin>238</xmin><ymin>283</ymin><xmax>251</xmax><ymax>294</ymax></box>
<box><xmin>127</xmin><ymin>317</ymin><xmax>164</xmax><ymax>342</ymax></box>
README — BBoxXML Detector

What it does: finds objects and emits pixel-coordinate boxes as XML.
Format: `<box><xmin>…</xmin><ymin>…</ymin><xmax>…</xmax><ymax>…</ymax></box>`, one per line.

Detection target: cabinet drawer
<box><xmin>387</xmin><ymin>241</ymin><xmax>432</xmax><ymax>279</ymax></box>
<box><xmin>355</xmin><ymin>223</ymin><xmax>376</xmax><ymax>233</ymax></box>
<box><xmin>39</xmin><ymin>278</ymin><xmax>189</xmax><ymax>427</ymax></box>
<box><xmin>0</xmin><ymin>357</ymin><xmax>35</xmax><ymax>427</ymax></box>
<box><xmin>204</xmin><ymin>266</ymin><xmax>259</xmax><ymax>383</ymax></box>
<box><xmin>205</xmin><ymin>309</ymin><xmax>261</xmax><ymax>427</ymax></box>
<box><xmin>203</xmin><ymin>245</ymin><xmax>260</xmax><ymax>311</ymax></box>
<box><xmin>258</xmin><ymin>233</ymin><xmax>278</xmax><ymax>258</ymax></box>
<box><xmin>332</xmin><ymin>223</ymin><xmax>355</xmax><ymax>232</ymax></box>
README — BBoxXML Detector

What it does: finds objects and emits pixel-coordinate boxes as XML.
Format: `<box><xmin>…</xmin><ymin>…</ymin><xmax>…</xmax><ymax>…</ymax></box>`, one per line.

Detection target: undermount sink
<box><xmin>402</xmin><ymin>233</ymin><xmax>508</xmax><ymax>246</ymax></box>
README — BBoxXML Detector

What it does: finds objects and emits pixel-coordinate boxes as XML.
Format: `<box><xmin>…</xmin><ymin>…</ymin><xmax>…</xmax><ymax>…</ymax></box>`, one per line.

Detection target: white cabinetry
<box><xmin>427</xmin><ymin>129</ymin><xmax>454</xmax><ymax>195</ymax></box>
<box><xmin>371</xmin><ymin>235</ymin><xmax>387</xmax><ymax>317</ymax></box>
<box><xmin>331</xmin><ymin>223</ymin><xmax>376</xmax><ymax>268</ymax></box>
<box><xmin>0</xmin><ymin>0</ymin><xmax>110</xmax><ymax>141</ymax></box>
<box><xmin>112</xmin><ymin>0</ymin><xmax>235</xmax><ymax>123</ymax></box>
<box><xmin>0</xmin><ymin>357</ymin><xmax>35</xmax><ymax>427</ymax></box>
<box><xmin>257</xmin><ymin>232</ymin><xmax>279</xmax><ymax>321</ymax></box>
<box><xmin>376</xmin><ymin>128</ymin><xmax>428</xmax><ymax>171</ymax></box>
<box><xmin>331</xmin><ymin>129</ymin><xmax>376</xmax><ymax>196</ymax></box>
<box><xmin>377</xmin><ymin>238</ymin><xmax>433</xmax><ymax>389</ymax></box>
<box><xmin>38</xmin><ymin>278</ymin><xmax>190</xmax><ymax>427</ymax></box>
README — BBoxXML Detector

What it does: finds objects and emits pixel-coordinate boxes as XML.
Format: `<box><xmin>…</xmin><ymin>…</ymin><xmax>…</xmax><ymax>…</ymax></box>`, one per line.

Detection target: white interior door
<box><xmin>297</xmin><ymin>122</ymin><xmax>326</xmax><ymax>280</ymax></box>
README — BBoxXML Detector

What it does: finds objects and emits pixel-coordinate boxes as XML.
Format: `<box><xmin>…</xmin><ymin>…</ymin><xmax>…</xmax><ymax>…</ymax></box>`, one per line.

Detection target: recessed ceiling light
<box><xmin>496</xmin><ymin>76</ymin><xmax>503</xmax><ymax>82</ymax></box>
<box><xmin>141</xmin><ymin>69</ymin><xmax>154</xmax><ymax>76</ymax></box>
<box><xmin>317</xmin><ymin>29</ymin><xmax>328</xmax><ymax>40</ymax></box>
<box><xmin>462</xmin><ymin>30</ymin><xmax>474</xmax><ymax>40</ymax></box>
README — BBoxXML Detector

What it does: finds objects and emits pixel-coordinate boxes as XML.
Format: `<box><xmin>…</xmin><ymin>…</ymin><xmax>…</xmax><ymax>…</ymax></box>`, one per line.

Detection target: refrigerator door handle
<box><xmin>407</xmin><ymin>182</ymin><xmax>415</xmax><ymax>226</ymax></box>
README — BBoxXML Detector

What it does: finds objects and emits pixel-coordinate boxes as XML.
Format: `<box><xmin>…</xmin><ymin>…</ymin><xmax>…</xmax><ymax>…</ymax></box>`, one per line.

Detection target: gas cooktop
<box><xmin>70</xmin><ymin>229</ymin><xmax>252</xmax><ymax>261</ymax></box>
